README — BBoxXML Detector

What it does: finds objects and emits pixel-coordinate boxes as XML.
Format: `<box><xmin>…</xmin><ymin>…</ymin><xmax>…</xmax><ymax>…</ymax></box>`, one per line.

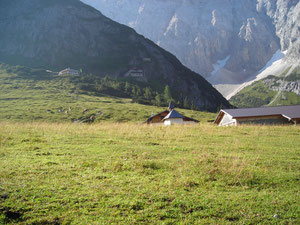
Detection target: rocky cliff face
<box><xmin>0</xmin><ymin>0</ymin><xmax>230</xmax><ymax>111</ymax></box>
<box><xmin>257</xmin><ymin>0</ymin><xmax>300</xmax><ymax>63</ymax></box>
<box><xmin>81</xmin><ymin>0</ymin><xmax>299</xmax><ymax>87</ymax></box>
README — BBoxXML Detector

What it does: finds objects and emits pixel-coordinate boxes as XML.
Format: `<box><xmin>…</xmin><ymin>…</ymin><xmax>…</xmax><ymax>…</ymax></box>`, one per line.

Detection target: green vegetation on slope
<box><xmin>0</xmin><ymin>123</ymin><xmax>299</xmax><ymax>224</ymax></box>
<box><xmin>269</xmin><ymin>91</ymin><xmax>300</xmax><ymax>107</ymax></box>
<box><xmin>230</xmin><ymin>66</ymin><xmax>300</xmax><ymax>108</ymax></box>
<box><xmin>0</xmin><ymin>63</ymin><xmax>215</xmax><ymax>123</ymax></box>
<box><xmin>230</xmin><ymin>80</ymin><xmax>277</xmax><ymax>108</ymax></box>
<box><xmin>75</xmin><ymin>74</ymin><xmax>193</xmax><ymax>109</ymax></box>
<box><xmin>285</xmin><ymin>66</ymin><xmax>300</xmax><ymax>82</ymax></box>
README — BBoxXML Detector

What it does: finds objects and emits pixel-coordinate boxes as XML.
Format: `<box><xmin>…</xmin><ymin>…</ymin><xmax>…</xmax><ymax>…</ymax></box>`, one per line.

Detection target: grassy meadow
<box><xmin>0</xmin><ymin>63</ymin><xmax>215</xmax><ymax>123</ymax></box>
<box><xmin>0</xmin><ymin>63</ymin><xmax>299</xmax><ymax>224</ymax></box>
<box><xmin>0</xmin><ymin>122</ymin><xmax>299</xmax><ymax>224</ymax></box>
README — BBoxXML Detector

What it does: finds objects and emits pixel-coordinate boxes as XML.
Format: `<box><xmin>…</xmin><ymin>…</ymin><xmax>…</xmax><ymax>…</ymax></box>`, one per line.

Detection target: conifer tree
<box><xmin>164</xmin><ymin>85</ymin><xmax>172</xmax><ymax>104</ymax></box>
<box><xmin>155</xmin><ymin>93</ymin><xmax>162</xmax><ymax>106</ymax></box>
<box><xmin>144</xmin><ymin>87</ymin><xmax>152</xmax><ymax>100</ymax></box>
<box><xmin>191</xmin><ymin>100</ymin><xmax>197</xmax><ymax>110</ymax></box>
<box><xmin>183</xmin><ymin>97</ymin><xmax>189</xmax><ymax>109</ymax></box>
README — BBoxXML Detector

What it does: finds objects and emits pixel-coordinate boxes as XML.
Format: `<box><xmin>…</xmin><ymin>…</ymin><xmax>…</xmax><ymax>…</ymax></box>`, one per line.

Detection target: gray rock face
<box><xmin>264</xmin><ymin>79</ymin><xmax>300</xmax><ymax>95</ymax></box>
<box><xmin>257</xmin><ymin>0</ymin><xmax>300</xmax><ymax>63</ymax></box>
<box><xmin>81</xmin><ymin>0</ymin><xmax>299</xmax><ymax>85</ymax></box>
<box><xmin>0</xmin><ymin>0</ymin><xmax>230</xmax><ymax>111</ymax></box>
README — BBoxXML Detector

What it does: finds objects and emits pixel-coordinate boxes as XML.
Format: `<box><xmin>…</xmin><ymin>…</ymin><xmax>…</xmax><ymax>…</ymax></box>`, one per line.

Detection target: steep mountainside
<box><xmin>82</xmin><ymin>0</ymin><xmax>300</xmax><ymax>100</ymax></box>
<box><xmin>257</xmin><ymin>0</ymin><xmax>300</xmax><ymax>62</ymax></box>
<box><xmin>0</xmin><ymin>0</ymin><xmax>230</xmax><ymax>111</ymax></box>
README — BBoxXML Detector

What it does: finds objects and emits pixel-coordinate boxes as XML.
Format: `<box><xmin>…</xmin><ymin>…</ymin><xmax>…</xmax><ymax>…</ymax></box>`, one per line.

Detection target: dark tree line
<box><xmin>74</xmin><ymin>75</ymin><xmax>197</xmax><ymax>109</ymax></box>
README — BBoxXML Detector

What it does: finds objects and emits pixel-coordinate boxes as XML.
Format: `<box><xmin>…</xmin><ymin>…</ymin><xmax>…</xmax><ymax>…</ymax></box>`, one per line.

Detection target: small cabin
<box><xmin>125</xmin><ymin>69</ymin><xmax>144</xmax><ymax>77</ymax></box>
<box><xmin>59</xmin><ymin>68</ymin><xmax>79</xmax><ymax>76</ymax></box>
<box><xmin>145</xmin><ymin>102</ymin><xmax>199</xmax><ymax>125</ymax></box>
<box><xmin>214</xmin><ymin>105</ymin><xmax>300</xmax><ymax>126</ymax></box>
<box><xmin>143</xmin><ymin>58</ymin><xmax>151</xmax><ymax>62</ymax></box>
<box><xmin>163</xmin><ymin>109</ymin><xmax>199</xmax><ymax>126</ymax></box>
<box><xmin>163</xmin><ymin>110</ymin><xmax>184</xmax><ymax>126</ymax></box>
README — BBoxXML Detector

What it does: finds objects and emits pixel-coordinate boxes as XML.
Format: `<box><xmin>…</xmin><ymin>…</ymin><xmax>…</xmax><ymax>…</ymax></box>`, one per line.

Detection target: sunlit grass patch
<box><xmin>0</xmin><ymin>122</ymin><xmax>299</xmax><ymax>224</ymax></box>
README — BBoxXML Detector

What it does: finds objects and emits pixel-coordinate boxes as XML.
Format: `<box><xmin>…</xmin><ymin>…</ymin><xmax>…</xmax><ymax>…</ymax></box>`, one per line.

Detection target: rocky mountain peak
<box><xmin>257</xmin><ymin>0</ymin><xmax>300</xmax><ymax>62</ymax></box>
<box><xmin>81</xmin><ymin>0</ymin><xmax>300</xmax><ymax>97</ymax></box>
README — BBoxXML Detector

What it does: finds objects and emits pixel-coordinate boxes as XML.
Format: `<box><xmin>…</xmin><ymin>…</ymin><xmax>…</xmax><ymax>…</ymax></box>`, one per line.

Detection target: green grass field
<box><xmin>0</xmin><ymin>123</ymin><xmax>299</xmax><ymax>224</ymax></box>
<box><xmin>1</xmin><ymin>63</ymin><xmax>299</xmax><ymax>224</ymax></box>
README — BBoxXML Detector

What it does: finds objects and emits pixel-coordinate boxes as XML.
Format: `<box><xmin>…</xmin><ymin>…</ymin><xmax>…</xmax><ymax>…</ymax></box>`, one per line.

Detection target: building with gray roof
<box><xmin>215</xmin><ymin>105</ymin><xmax>300</xmax><ymax>126</ymax></box>
<box><xmin>145</xmin><ymin>102</ymin><xmax>199</xmax><ymax>125</ymax></box>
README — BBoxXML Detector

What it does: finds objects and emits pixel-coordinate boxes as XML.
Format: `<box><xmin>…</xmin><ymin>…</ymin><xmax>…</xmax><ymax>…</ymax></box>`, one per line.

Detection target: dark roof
<box><xmin>145</xmin><ymin>110</ymin><xmax>169</xmax><ymax>123</ymax></box>
<box><xmin>182</xmin><ymin>116</ymin><xmax>199</xmax><ymax>122</ymax></box>
<box><xmin>163</xmin><ymin>110</ymin><xmax>184</xmax><ymax>120</ymax></box>
<box><xmin>220</xmin><ymin>105</ymin><xmax>300</xmax><ymax>120</ymax></box>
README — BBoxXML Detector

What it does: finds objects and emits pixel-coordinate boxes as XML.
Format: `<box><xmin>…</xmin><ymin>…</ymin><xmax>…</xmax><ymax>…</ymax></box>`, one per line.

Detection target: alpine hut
<box><xmin>214</xmin><ymin>105</ymin><xmax>300</xmax><ymax>126</ymax></box>
<box><xmin>145</xmin><ymin>102</ymin><xmax>199</xmax><ymax>125</ymax></box>
<box><xmin>59</xmin><ymin>68</ymin><xmax>79</xmax><ymax>76</ymax></box>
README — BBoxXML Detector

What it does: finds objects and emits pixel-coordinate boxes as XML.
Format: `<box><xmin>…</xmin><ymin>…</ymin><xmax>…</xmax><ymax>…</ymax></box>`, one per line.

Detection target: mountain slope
<box><xmin>0</xmin><ymin>62</ymin><xmax>216</xmax><ymax>122</ymax></box>
<box><xmin>230</xmin><ymin>66</ymin><xmax>300</xmax><ymax>107</ymax></box>
<box><xmin>81</xmin><ymin>0</ymin><xmax>300</xmax><ymax>100</ymax></box>
<box><xmin>224</xmin><ymin>0</ymin><xmax>300</xmax><ymax>104</ymax></box>
<box><xmin>81</xmin><ymin>0</ymin><xmax>279</xmax><ymax>82</ymax></box>
<box><xmin>257</xmin><ymin>0</ymin><xmax>300</xmax><ymax>63</ymax></box>
<box><xmin>0</xmin><ymin>0</ymin><xmax>230</xmax><ymax>111</ymax></box>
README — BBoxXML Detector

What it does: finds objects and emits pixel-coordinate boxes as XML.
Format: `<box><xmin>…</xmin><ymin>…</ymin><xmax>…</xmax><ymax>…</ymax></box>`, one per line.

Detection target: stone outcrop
<box><xmin>264</xmin><ymin>79</ymin><xmax>300</xmax><ymax>95</ymax></box>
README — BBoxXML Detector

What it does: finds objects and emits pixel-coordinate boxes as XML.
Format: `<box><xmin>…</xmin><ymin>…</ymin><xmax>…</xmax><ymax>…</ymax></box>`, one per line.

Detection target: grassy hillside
<box><xmin>230</xmin><ymin>66</ymin><xmax>300</xmax><ymax>108</ymax></box>
<box><xmin>269</xmin><ymin>91</ymin><xmax>300</xmax><ymax>106</ymax></box>
<box><xmin>229</xmin><ymin>80</ymin><xmax>277</xmax><ymax>108</ymax></box>
<box><xmin>0</xmin><ymin>63</ymin><xmax>215</xmax><ymax>123</ymax></box>
<box><xmin>0</xmin><ymin>122</ymin><xmax>299</xmax><ymax>224</ymax></box>
<box><xmin>0</xmin><ymin>0</ymin><xmax>231</xmax><ymax>111</ymax></box>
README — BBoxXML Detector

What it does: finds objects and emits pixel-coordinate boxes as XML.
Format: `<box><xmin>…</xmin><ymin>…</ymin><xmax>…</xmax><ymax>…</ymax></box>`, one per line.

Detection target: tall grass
<box><xmin>0</xmin><ymin>122</ymin><xmax>299</xmax><ymax>224</ymax></box>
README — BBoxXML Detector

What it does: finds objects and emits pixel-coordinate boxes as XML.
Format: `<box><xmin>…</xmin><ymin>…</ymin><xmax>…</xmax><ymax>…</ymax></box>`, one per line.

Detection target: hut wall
<box><xmin>237</xmin><ymin>115</ymin><xmax>292</xmax><ymax>125</ymax></box>
<box><xmin>219</xmin><ymin>113</ymin><xmax>237</xmax><ymax>126</ymax></box>
<box><xmin>164</xmin><ymin>118</ymin><xmax>183</xmax><ymax>126</ymax></box>
<box><xmin>294</xmin><ymin>118</ymin><xmax>300</xmax><ymax>125</ymax></box>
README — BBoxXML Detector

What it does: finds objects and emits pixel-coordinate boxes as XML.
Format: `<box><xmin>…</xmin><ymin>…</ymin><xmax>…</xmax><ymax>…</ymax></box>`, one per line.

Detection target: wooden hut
<box><xmin>145</xmin><ymin>102</ymin><xmax>199</xmax><ymax>125</ymax></box>
<box><xmin>162</xmin><ymin>109</ymin><xmax>199</xmax><ymax>126</ymax></box>
<box><xmin>214</xmin><ymin>105</ymin><xmax>300</xmax><ymax>126</ymax></box>
<box><xmin>59</xmin><ymin>68</ymin><xmax>79</xmax><ymax>76</ymax></box>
